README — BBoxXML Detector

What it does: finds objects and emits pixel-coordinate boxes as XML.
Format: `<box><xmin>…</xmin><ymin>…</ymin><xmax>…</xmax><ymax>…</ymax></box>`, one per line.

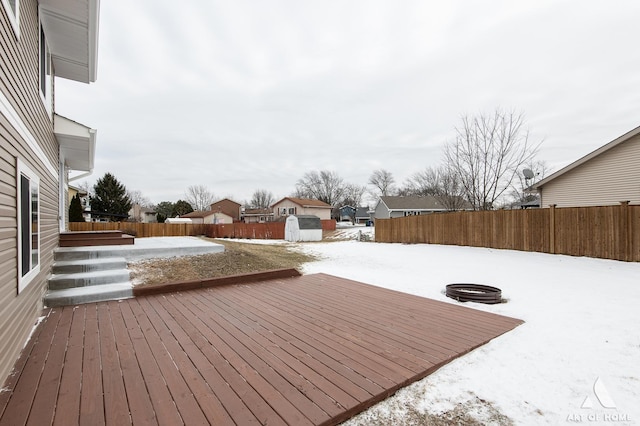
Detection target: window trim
<box><xmin>38</xmin><ymin>21</ymin><xmax>52</xmax><ymax>116</ymax></box>
<box><xmin>1</xmin><ymin>0</ymin><xmax>20</xmax><ymax>38</ymax></box>
<box><xmin>17</xmin><ymin>159</ymin><xmax>40</xmax><ymax>293</ymax></box>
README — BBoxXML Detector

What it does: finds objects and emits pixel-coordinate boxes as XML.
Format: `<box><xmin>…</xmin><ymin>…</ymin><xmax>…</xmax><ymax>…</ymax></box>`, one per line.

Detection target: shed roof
<box><xmin>292</xmin><ymin>215</ymin><xmax>322</xmax><ymax>229</ymax></box>
<box><xmin>180</xmin><ymin>211</ymin><xmax>214</xmax><ymax>219</ymax></box>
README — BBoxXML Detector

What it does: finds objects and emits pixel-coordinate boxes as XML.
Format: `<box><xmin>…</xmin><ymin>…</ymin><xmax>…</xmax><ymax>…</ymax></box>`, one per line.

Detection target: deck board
<box><xmin>0</xmin><ymin>273</ymin><xmax>523</xmax><ymax>426</ymax></box>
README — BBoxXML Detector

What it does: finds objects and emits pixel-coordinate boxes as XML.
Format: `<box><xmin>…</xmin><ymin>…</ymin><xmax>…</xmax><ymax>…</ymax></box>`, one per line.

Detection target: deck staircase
<box><xmin>45</xmin><ymin>231</ymin><xmax>134</xmax><ymax>307</ymax></box>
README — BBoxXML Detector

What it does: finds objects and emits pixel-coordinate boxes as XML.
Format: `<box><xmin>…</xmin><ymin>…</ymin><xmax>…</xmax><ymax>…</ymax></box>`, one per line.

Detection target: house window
<box><xmin>288</xmin><ymin>207</ymin><xmax>296</xmax><ymax>215</ymax></box>
<box><xmin>39</xmin><ymin>24</ymin><xmax>52</xmax><ymax>114</ymax></box>
<box><xmin>17</xmin><ymin>160</ymin><xmax>40</xmax><ymax>293</ymax></box>
<box><xmin>2</xmin><ymin>0</ymin><xmax>20</xmax><ymax>37</ymax></box>
<box><xmin>281</xmin><ymin>208</ymin><xmax>287</xmax><ymax>215</ymax></box>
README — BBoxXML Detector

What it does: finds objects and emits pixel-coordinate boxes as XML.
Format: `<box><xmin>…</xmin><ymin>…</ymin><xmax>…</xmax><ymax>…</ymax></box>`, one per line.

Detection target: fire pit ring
<box><xmin>446</xmin><ymin>283</ymin><xmax>502</xmax><ymax>304</ymax></box>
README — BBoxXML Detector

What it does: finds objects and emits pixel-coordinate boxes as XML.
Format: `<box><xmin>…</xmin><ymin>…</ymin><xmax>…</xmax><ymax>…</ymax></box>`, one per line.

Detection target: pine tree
<box><xmin>90</xmin><ymin>173</ymin><xmax>132</xmax><ymax>221</ymax></box>
<box><xmin>68</xmin><ymin>194</ymin><xmax>85</xmax><ymax>222</ymax></box>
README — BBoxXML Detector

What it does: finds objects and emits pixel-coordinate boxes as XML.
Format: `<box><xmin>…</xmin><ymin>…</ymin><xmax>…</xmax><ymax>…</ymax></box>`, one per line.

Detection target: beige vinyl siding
<box><xmin>0</xmin><ymin>0</ymin><xmax>60</xmax><ymax>385</ymax></box>
<box><xmin>540</xmin><ymin>135</ymin><xmax>640</xmax><ymax>208</ymax></box>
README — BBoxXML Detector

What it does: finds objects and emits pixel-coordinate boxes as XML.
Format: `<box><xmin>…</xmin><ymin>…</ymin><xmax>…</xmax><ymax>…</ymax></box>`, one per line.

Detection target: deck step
<box><xmin>49</xmin><ymin>269</ymin><xmax>131</xmax><ymax>290</ymax></box>
<box><xmin>44</xmin><ymin>283</ymin><xmax>133</xmax><ymax>307</ymax></box>
<box><xmin>59</xmin><ymin>231</ymin><xmax>134</xmax><ymax>247</ymax></box>
<box><xmin>52</xmin><ymin>257</ymin><xmax>127</xmax><ymax>274</ymax></box>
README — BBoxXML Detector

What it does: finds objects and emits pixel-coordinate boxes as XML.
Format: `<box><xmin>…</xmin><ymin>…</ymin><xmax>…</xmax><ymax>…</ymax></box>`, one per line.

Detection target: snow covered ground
<box><xmin>289</xmin><ymin>225</ymin><xmax>640</xmax><ymax>425</ymax></box>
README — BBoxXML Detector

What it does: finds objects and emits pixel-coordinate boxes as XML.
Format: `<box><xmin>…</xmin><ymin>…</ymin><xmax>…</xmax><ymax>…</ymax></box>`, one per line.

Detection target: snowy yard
<box><xmin>290</xmin><ymin>225</ymin><xmax>640</xmax><ymax>425</ymax></box>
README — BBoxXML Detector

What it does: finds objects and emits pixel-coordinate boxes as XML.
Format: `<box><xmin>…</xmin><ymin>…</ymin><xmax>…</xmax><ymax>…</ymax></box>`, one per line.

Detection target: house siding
<box><xmin>0</xmin><ymin>0</ymin><xmax>61</xmax><ymax>384</ymax></box>
<box><xmin>210</xmin><ymin>199</ymin><xmax>241</xmax><ymax>221</ymax></box>
<box><xmin>540</xmin><ymin>134</ymin><xmax>640</xmax><ymax>207</ymax></box>
<box><xmin>273</xmin><ymin>199</ymin><xmax>332</xmax><ymax>220</ymax></box>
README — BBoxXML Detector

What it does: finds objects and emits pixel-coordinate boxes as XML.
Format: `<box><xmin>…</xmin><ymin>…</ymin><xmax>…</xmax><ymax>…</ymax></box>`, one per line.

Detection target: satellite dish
<box><xmin>522</xmin><ymin>168</ymin><xmax>535</xmax><ymax>179</ymax></box>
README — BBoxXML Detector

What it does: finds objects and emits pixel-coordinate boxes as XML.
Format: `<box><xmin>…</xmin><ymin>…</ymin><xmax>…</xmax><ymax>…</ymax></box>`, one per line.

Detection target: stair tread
<box><xmin>50</xmin><ymin>269</ymin><xmax>130</xmax><ymax>280</ymax></box>
<box><xmin>46</xmin><ymin>282</ymin><xmax>132</xmax><ymax>296</ymax></box>
<box><xmin>53</xmin><ymin>257</ymin><xmax>127</xmax><ymax>267</ymax></box>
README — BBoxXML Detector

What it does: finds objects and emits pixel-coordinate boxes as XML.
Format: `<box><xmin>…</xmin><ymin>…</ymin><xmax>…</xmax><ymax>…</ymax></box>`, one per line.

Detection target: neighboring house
<box><xmin>374</xmin><ymin>195</ymin><xmax>452</xmax><ymax>220</ymax></box>
<box><xmin>355</xmin><ymin>207</ymin><xmax>372</xmax><ymax>224</ymax></box>
<box><xmin>129</xmin><ymin>204</ymin><xmax>157</xmax><ymax>223</ymax></box>
<box><xmin>0</xmin><ymin>0</ymin><xmax>100</xmax><ymax>386</ymax></box>
<box><xmin>242</xmin><ymin>207</ymin><xmax>274</xmax><ymax>223</ymax></box>
<box><xmin>210</xmin><ymin>198</ymin><xmax>242</xmax><ymax>222</ymax></box>
<box><xmin>180</xmin><ymin>210</ymin><xmax>234</xmax><ymax>224</ymax></box>
<box><xmin>272</xmin><ymin>197</ymin><xmax>333</xmax><ymax>220</ymax></box>
<box><xmin>338</xmin><ymin>205</ymin><xmax>355</xmax><ymax>222</ymax></box>
<box><xmin>338</xmin><ymin>205</ymin><xmax>371</xmax><ymax>224</ymax></box>
<box><xmin>533</xmin><ymin>125</ymin><xmax>640</xmax><ymax>207</ymax></box>
<box><xmin>68</xmin><ymin>184</ymin><xmax>87</xmax><ymax>206</ymax></box>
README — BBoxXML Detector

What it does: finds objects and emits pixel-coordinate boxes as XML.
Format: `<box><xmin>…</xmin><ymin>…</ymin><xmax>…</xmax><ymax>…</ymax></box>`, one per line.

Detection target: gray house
<box><xmin>533</xmin><ymin>125</ymin><xmax>640</xmax><ymax>207</ymax></box>
<box><xmin>374</xmin><ymin>195</ymin><xmax>450</xmax><ymax>220</ymax></box>
<box><xmin>0</xmin><ymin>0</ymin><xmax>100</xmax><ymax>384</ymax></box>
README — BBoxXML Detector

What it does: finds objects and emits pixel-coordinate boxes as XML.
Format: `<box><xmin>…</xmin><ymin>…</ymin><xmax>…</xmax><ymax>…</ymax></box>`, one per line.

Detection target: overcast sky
<box><xmin>56</xmin><ymin>0</ymin><xmax>640</xmax><ymax>206</ymax></box>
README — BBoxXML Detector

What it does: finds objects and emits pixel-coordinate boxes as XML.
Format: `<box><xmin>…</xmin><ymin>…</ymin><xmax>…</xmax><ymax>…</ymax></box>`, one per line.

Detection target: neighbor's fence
<box><xmin>68</xmin><ymin>219</ymin><xmax>337</xmax><ymax>239</ymax></box>
<box><xmin>375</xmin><ymin>203</ymin><xmax>640</xmax><ymax>262</ymax></box>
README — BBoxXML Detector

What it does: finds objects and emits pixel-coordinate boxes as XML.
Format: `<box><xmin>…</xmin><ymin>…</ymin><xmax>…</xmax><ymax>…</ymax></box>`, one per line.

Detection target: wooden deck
<box><xmin>0</xmin><ymin>273</ymin><xmax>523</xmax><ymax>425</ymax></box>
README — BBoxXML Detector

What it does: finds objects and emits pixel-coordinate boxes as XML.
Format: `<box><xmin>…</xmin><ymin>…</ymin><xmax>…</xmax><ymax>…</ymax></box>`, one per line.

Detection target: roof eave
<box><xmin>39</xmin><ymin>0</ymin><xmax>100</xmax><ymax>84</ymax></box>
<box><xmin>55</xmin><ymin>114</ymin><xmax>96</xmax><ymax>172</ymax></box>
<box><xmin>534</xmin><ymin>124</ymin><xmax>640</xmax><ymax>189</ymax></box>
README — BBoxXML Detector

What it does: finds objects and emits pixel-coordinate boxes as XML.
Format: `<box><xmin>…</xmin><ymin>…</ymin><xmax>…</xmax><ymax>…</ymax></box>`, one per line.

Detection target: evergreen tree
<box><xmin>90</xmin><ymin>173</ymin><xmax>132</xmax><ymax>221</ymax></box>
<box><xmin>172</xmin><ymin>199</ymin><xmax>194</xmax><ymax>216</ymax></box>
<box><xmin>155</xmin><ymin>201</ymin><xmax>175</xmax><ymax>222</ymax></box>
<box><xmin>68</xmin><ymin>194</ymin><xmax>85</xmax><ymax>222</ymax></box>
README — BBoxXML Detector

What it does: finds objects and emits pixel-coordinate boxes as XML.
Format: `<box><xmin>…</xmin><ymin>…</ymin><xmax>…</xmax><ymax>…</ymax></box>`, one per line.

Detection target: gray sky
<box><xmin>56</xmin><ymin>0</ymin><xmax>640</xmax><ymax>206</ymax></box>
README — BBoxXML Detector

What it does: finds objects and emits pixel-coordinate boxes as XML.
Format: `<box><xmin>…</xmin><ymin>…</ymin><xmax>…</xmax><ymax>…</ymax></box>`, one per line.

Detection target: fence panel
<box><xmin>68</xmin><ymin>222</ymin><xmax>286</xmax><ymax>239</ymax></box>
<box><xmin>375</xmin><ymin>203</ymin><xmax>638</xmax><ymax>262</ymax></box>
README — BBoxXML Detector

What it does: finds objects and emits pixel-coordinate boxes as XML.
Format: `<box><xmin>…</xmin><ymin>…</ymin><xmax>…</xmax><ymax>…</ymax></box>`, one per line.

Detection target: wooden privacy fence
<box><xmin>375</xmin><ymin>203</ymin><xmax>640</xmax><ymax>262</ymax></box>
<box><xmin>68</xmin><ymin>220</ymin><xmax>336</xmax><ymax>239</ymax></box>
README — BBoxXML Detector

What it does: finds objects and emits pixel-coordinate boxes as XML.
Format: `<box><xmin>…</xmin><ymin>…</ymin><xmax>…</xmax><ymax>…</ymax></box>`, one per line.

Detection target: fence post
<box><xmin>620</xmin><ymin>201</ymin><xmax>630</xmax><ymax>261</ymax></box>
<box><xmin>549</xmin><ymin>204</ymin><xmax>556</xmax><ymax>254</ymax></box>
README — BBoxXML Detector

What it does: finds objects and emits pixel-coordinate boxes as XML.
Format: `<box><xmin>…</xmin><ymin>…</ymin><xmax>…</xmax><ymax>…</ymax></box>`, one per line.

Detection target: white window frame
<box><xmin>38</xmin><ymin>21</ymin><xmax>52</xmax><ymax>116</ymax></box>
<box><xmin>17</xmin><ymin>159</ymin><xmax>41</xmax><ymax>293</ymax></box>
<box><xmin>1</xmin><ymin>0</ymin><xmax>20</xmax><ymax>38</ymax></box>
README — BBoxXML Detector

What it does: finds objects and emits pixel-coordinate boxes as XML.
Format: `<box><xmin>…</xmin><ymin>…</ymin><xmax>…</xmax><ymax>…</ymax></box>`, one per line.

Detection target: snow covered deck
<box><xmin>0</xmin><ymin>273</ymin><xmax>521</xmax><ymax>425</ymax></box>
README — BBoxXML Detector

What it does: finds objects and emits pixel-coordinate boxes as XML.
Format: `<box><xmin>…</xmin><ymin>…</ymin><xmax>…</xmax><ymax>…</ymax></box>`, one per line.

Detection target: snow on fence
<box><xmin>375</xmin><ymin>202</ymin><xmax>640</xmax><ymax>262</ymax></box>
<box><xmin>68</xmin><ymin>220</ymin><xmax>336</xmax><ymax>240</ymax></box>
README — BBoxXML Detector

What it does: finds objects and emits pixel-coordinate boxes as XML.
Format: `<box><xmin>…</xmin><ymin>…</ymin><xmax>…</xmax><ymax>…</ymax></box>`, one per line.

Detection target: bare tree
<box><xmin>185</xmin><ymin>185</ymin><xmax>216</xmax><ymax>211</ymax></box>
<box><xmin>399</xmin><ymin>166</ymin><xmax>468</xmax><ymax>211</ymax></box>
<box><xmin>127</xmin><ymin>189</ymin><xmax>151</xmax><ymax>208</ymax></box>
<box><xmin>294</xmin><ymin>170</ymin><xmax>346</xmax><ymax>206</ymax></box>
<box><xmin>250</xmin><ymin>189</ymin><xmax>275</xmax><ymax>208</ymax></box>
<box><xmin>399</xmin><ymin>167</ymin><xmax>441</xmax><ymax>197</ymax></box>
<box><xmin>368</xmin><ymin>169</ymin><xmax>396</xmax><ymax>197</ymax></box>
<box><xmin>444</xmin><ymin>109</ymin><xmax>540</xmax><ymax>210</ymax></box>
<box><xmin>341</xmin><ymin>183</ymin><xmax>366</xmax><ymax>207</ymax></box>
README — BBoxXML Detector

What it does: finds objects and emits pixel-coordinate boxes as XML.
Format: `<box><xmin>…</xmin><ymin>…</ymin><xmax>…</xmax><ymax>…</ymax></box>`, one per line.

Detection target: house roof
<box><xmin>533</xmin><ymin>124</ymin><xmax>640</xmax><ymax>189</ymax></box>
<box><xmin>212</xmin><ymin>198</ymin><xmax>242</xmax><ymax>207</ymax></box>
<box><xmin>378</xmin><ymin>196</ymin><xmax>448</xmax><ymax>211</ymax></box>
<box><xmin>355</xmin><ymin>207</ymin><xmax>370</xmax><ymax>218</ymax></box>
<box><xmin>39</xmin><ymin>0</ymin><xmax>100</xmax><ymax>83</ymax></box>
<box><xmin>272</xmin><ymin>197</ymin><xmax>332</xmax><ymax>209</ymax></box>
<box><xmin>180</xmin><ymin>211</ymin><xmax>215</xmax><ymax>219</ymax></box>
<box><xmin>243</xmin><ymin>208</ymin><xmax>273</xmax><ymax>216</ymax></box>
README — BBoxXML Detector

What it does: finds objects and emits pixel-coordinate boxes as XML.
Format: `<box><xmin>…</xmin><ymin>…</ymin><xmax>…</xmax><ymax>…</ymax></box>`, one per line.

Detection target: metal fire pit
<box><xmin>446</xmin><ymin>283</ymin><xmax>502</xmax><ymax>304</ymax></box>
